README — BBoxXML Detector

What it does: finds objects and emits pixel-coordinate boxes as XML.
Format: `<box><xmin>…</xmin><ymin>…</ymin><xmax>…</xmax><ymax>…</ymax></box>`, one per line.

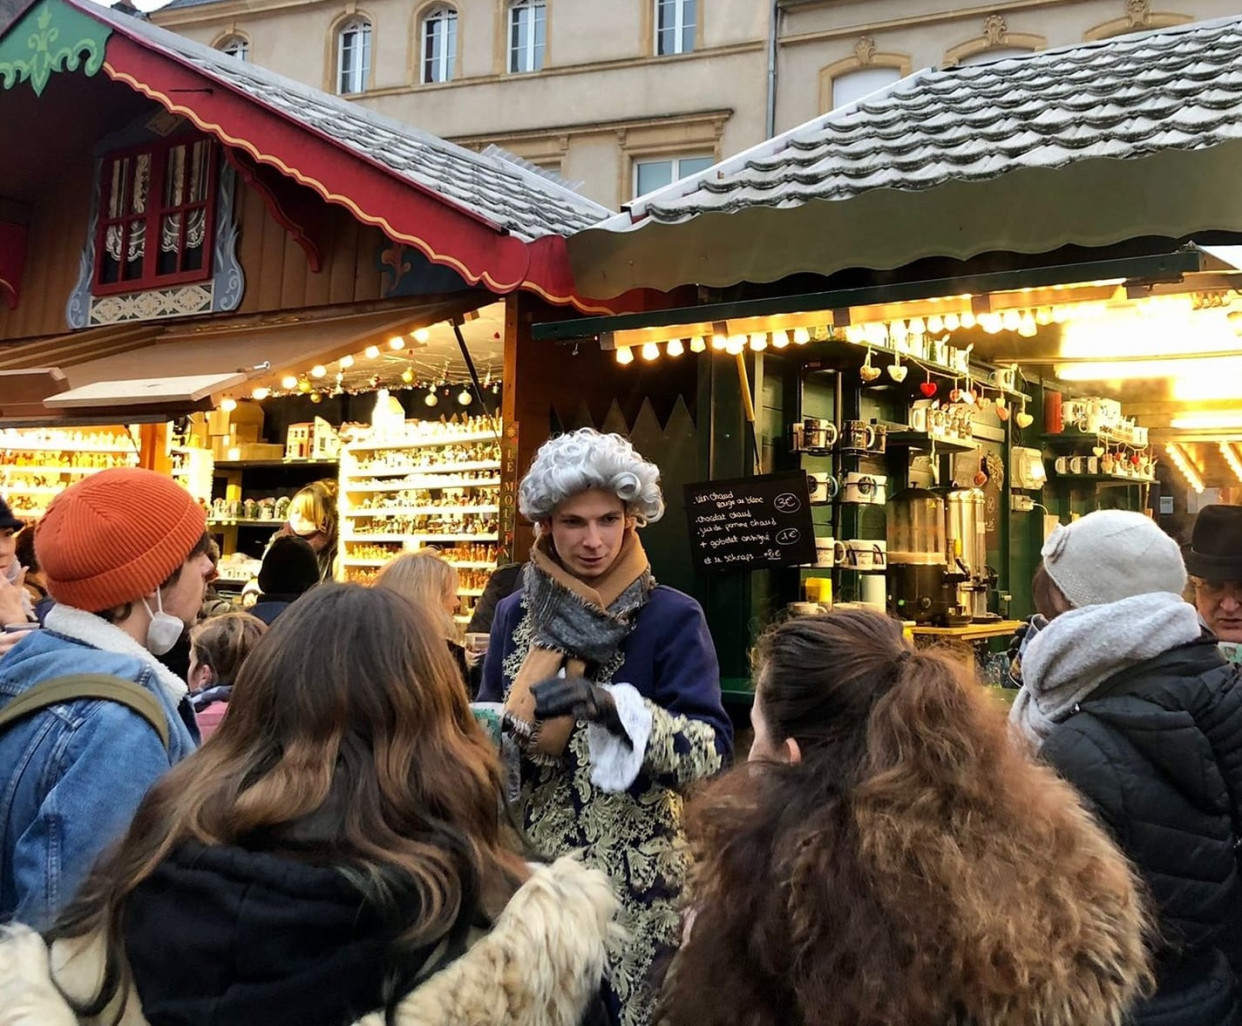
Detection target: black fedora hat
<box><xmin>1183</xmin><ymin>505</ymin><xmax>1242</xmax><ymax>582</ymax></box>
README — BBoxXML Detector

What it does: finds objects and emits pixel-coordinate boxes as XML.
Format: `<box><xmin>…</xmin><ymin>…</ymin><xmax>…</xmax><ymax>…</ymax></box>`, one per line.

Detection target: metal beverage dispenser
<box><xmin>886</xmin><ymin>489</ymin><xmax>954</xmax><ymax>624</ymax></box>
<box><xmin>945</xmin><ymin>488</ymin><xmax>997</xmax><ymax>622</ymax></box>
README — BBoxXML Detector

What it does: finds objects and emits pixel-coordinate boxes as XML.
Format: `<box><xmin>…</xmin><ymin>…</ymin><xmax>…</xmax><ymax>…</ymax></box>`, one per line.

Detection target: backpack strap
<box><xmin>0</xmin><ymin>673</ymin><xmax>170</xmax><ymax>752</ymax></box>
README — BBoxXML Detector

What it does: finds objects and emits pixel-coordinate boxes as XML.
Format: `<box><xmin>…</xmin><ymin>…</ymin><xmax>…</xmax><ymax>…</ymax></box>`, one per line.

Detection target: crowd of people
<box><xmin>0</xmin><ymin>428</ymin><xmax>1239</xmax><ymax>1026</ymax></box>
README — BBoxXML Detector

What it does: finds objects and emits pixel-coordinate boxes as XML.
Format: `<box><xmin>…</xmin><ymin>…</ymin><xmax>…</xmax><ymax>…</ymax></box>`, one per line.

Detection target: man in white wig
<box><xmin>480</xmin><ymin>428</ymin><xmax>732</xmax><ymax>1026</ymax></box>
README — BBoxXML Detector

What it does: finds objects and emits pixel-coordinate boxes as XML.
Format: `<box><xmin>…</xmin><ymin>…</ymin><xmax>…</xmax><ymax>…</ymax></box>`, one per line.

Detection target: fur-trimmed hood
<box><xmin>0</xmin><ymin>856</ymin><xmax>620</xmax><ymax>1026</ymax></box>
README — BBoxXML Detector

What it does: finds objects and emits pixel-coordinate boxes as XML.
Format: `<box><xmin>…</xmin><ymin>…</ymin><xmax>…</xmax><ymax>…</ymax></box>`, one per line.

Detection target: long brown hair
<box><xmin>50</xmin><ymin>583</ymin><xmax>526</xmax><ymax>1023</ymax></box>
<box><xmin>374</xmin><ymin>550</ymin><xmax>458</xmax><ymax>639</ymax></box>
<box><xmin>659</xmin><ymin>610</ymin><xmax>1152</xmax><ymax>1026</ymax></box>
<box><xmin>189</xmin><ymin>611</ymin><xmax>266</xmax><ymax>687</ymax></box>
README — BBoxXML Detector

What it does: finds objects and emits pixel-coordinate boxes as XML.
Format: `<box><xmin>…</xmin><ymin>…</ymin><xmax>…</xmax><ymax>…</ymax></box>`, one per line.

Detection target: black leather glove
<box><xmin>532</xmin><ymin>676</ymin><xmax>632</xmax><ymax>749</ymax></box>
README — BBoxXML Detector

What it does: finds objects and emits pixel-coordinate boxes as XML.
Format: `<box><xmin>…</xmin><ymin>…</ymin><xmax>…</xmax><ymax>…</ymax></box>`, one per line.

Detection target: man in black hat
<box><xmin>0</xmin><ymin>497</ymin><xmax>30</xmax><ymax>632</ymax></box>
<box><xmin>1184</xmin><ymin>504</ymin><xmax>1242</xmax><ymax>645</ymax></box>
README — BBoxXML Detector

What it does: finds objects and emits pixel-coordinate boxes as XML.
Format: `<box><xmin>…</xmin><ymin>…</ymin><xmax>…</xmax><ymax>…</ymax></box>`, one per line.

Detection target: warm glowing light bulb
<box><xmin>771</xmin><ymin>330</ymin><xmax>789</xmax><ymax>349</ymax></box>
<box><xmin>908</xmin><ymin>317</ymin><xmax>926</xmax><ymax>334</ymax></box>
<box><xmin>401</xmin><ymin>368</ymin><xmax>415</xmax><ymax>383</ymax></box>
<box><xmin>689</xmin><ymin>336</ymin><xmax>707</xmax><ymax>353</ymax></box>
<box><xmin>310</xmin><ymin>365</ymin><xmax>326</xmax><ymax>378</ymax></box>
<box><xmin>711</xmin><ymin>333</ymin><xmax>728</xmax><ymax>351</ymax></box>
<box><xmin>844</xmin><ymin>325</ymin><xmax>865</xmax><ymax>344</ymax></box>
<box><xmin>927</xmin><ymin>314</ymin><xmax>944</xmax><ymax>333</ymax></box>
<box><xmin>365</xmin><ymin>345</ymin><xmax>380</xmax><ymax>359</ymax></box>
<box><xmin>666</xmin><ymin>338</ymin><xmax>685</xmax><ymax>357</ymax></box>
<box><xmin>251</xmin><ymin>387</ymin><xmax>270</xmax><ymax>400</ymax></box>
<box><xmin>889</xmin><ymin>320</ymin><xmax>908</xmax><ymax>341</ymax></box>
<box><xmin>726</xmin><ymin>335</ymin><xmax>745</xmax><ymax>355</ymax></box>
<box><xmin>458</xmin><ymin>388</ymin><xmax>472</xmax><ymax>405</ymax></box>
<box><xmin>1018</xmin><ymin>311</ymin><xmax>1038</xmax><ymax>337</ymax></box>
<box><xmin>339</xmin><ymin>354</ymin><xmax>355</xmax><ymax>369</ymax></box>
<box><xmin>297</xmin><ymin>379</ymin><xmax>312</xmax><ymax>393</ymax></box>
<box><xmin>281</xmin><ymin>375</ymin><xmax>298</xmax><ymax>389</ymax></box>
<box><xmin>220</xmin><ymin>397</ymin><xmax>237</xmax><ymax>413</ymax></box>
<box><xmin>424</xmin><ymin>389</ymin><xmax>439</xmax><ymax>407</ymax></box>
<box><xmin>413</xmin><ymin>328</ymin><xmax>431</xmax><ymax>344</ymax></box>
<box><xmin>641</xmin><ymin>342</ymin><xmax>661</xmax><ymax>361</ymax></box>
<box><xmin>793</xmin><ymin>327</ymin><xmax>811</xmax><ymax>345</ymax></box>
<box><xmin>1035</xmin><ymin>307</ymin><xmax>1053</xmax><ymax>325</ymax></box>
<box><xmin>749</xmin><ymin>333</ymin><xmax>767</xmax><ymax>352</ymax></box>
<box><xmin>616</xmin><ymin>347</ymin><xmax>635</xmax><ymax>365</ymax></box>
<box><xmin>944</xmin><ymin>313</ymin><xmax>961</xmax><ymax>331</ymax></box>
<box><xmin>960</xmin><ymin>311</ymin><xmax>976</xmax><ymax>329</ymax></box>
<box><xmin>1001</xmin><ymin>310</ymin><xmax>1021</xmax><ymax>332</ymax></box>
<box><xmin>388</xmin><ymin>336</ymin><xmax>405</xmax><ymax>351</ymax></box>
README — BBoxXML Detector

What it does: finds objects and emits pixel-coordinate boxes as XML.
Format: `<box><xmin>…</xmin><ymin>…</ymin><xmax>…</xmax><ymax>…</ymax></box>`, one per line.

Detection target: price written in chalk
<box><xmin>684</xmin><ymin>472</ymin><xmax>816</xmax><ymax>574</ymax></box>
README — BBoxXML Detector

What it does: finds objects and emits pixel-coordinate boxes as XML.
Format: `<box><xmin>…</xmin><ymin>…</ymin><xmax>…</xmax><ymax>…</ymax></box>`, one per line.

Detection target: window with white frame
<box><xmin>508</xmin><ymin>0</ymin><xmax>545</xmax><ymax>74</ymax></box>
<box><xmin>655</xmin><ymin>0</ymin><xmax>695</xmax><ymax>56</ymax></box>
<box><xmin>217</xmin><ymin>35</ymin><xmax>249</xmax><ymax>61</ymax></box>
<box><xmin>830</xmin><ymin>67</ymin><xmax>900</xmax><ymax>109</ymax></box>
<box><xmin>337</xmin><ymin>17</ymin><xmax>372</xmax><ymax>95</ymax></box>
<box><xmin>633</xmin><ymin>154</ymin><xmax>713</xmax><ymax>199</ymax></box>
<box><xmin>421</xmin><ymin>5</ymin><xmax>458</xmax><ymax>84</ymax></box>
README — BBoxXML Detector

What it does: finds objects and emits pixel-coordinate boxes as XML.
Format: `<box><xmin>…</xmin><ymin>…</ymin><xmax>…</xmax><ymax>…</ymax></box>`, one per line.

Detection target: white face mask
<box><xmin>141</xmin><ymin>589</ymin><xmax>185</xmax><ymax>656</ymax></box>
<box><xmin>4</xmin><ymin>559</ymin><xmax>21</xmax><ymax>584</ymax></box>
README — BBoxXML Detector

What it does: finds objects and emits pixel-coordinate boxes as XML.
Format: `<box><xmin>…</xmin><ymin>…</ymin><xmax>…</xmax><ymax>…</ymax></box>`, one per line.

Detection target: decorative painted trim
<box><xmin>89</xmin><ymin>282</ymin><xmax>215</xmax><ymax>324</ymax></box>
<box><xmin>65</xmin><ymin>159</ymin><xmax>102</xmax><ymax>330</ymax></box>
<box><xmin>0</xmin><ymin>222</ymin><xmax>27</xmax><ymax>311</ymax></box>
<box><xmin>0</xmin><ymin>0</ymin><xmax>110</xmax><ymax>97</ymax></box>
<box><xmin>223</xmin><ymin>147</ymin><xmax>324</xmax><ymax>272</ymax></box>
<box><xmin>211</xmin><ymin>162</ymin><xmax>245</xmax><ymax>312</ymax></box>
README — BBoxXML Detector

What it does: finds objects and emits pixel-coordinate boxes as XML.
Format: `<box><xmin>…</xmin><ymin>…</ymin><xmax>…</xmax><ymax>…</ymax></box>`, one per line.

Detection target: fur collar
<box><xmin>44</xmin><ymin>604</ymin><xmax>187</xmax><ymax>705</ymax></box>
<box><xmin>0</xmin><ymin>856</ymin><xmax>620</xmax><ymax>1026</ymax></box>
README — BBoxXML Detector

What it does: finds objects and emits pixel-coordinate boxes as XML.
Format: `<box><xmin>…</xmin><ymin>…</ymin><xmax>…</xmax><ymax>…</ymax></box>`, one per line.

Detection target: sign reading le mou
<box><xmin>684</xmin><ymin>472</ymin><xmax>816</xmax><ymax>574</ymax></box>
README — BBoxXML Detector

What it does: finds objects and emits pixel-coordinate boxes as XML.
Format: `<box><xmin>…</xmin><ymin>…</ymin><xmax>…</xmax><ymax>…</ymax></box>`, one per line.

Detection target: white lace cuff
<box><xmin>587</xmin><ymin>683</ymin><xmax>652</xmax><ymax>793</ymax></box>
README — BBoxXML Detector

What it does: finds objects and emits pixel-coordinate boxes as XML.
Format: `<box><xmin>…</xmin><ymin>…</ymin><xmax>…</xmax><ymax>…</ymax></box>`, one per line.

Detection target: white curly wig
<box><xmin>519</xmin><ymin>428</ymin><xmax>665</xmax><ymax>525</ymax></box>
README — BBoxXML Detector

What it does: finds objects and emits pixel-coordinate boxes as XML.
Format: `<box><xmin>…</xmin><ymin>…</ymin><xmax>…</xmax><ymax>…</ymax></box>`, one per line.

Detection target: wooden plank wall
<box><xmin>0</xmin><ymin>152</ymin><xmax>389</xmax><ymax>343</ymax></box>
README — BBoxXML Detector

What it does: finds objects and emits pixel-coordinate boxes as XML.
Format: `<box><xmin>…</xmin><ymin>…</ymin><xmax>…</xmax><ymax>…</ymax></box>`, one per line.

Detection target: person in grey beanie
<box><xmin>1011</xmin><ymin>509</ymin><xmax>1242</xmax><ymax>1026</ymax></box>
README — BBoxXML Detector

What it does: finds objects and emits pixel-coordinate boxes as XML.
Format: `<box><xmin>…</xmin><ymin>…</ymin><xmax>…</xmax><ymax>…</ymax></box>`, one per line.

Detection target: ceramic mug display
<box><xmin>1054</xmin><ymin>456</ymin><xmax>1068</xmax><ymax>474</ymax></box>
<box><xmin>1069</xmin><ymin>455</ymin><xmax>1085</xmax><ymax>474</ymax></box>
<box><xmin>792</xmin><ymin>418</ymin><xmax>838</xmax><ymax>454</ymax></box>
<box><xmin>807</xmin><ymin>472</ymin><xmax>839</xmax><ymax>504</ymax></box>
<box><xmin>841</xmin><ymin>472</ymin><xmax>887</xmax><ymax>505</ymax></box>
<box><xmin>834</xmin><ymin>539</ymin><xmax>888</xmax><ymax>570</ymax></box>
<box><xmin>813</xmin><ymin>536</ymin><xmax>836</xmax><ymax>567</ymax></box>
<box><xmin>910</xmin><ymin>405</ymin><xmax>930</xmax><ymax>432</ymax></box>
<box><xmin>869</xmin><ymin>423</ymin><xmax>888</xmax><ymax>455</ymax></box>
<box><xmin>840</xmin><ymin>420</ymin><xmax>876</xmax><ymax>452</ymax></box>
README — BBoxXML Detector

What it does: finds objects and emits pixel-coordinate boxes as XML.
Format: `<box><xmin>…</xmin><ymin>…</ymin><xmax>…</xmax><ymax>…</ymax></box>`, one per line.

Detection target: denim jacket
<box><xmin>0</xmin><ymin>611</ymin><xmax>198</xmax><ymax>930</ymax></box>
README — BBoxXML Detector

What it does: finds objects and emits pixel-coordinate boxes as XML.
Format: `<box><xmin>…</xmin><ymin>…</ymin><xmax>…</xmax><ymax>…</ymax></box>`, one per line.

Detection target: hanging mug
<box><xmin>869</xmin><ymin>422</ymin><xmax>888</xmax><ymax>455</ymax></box>
<box><xmin>1069</xmin><ymin>455</ymin><xmax>1085</xmax><ymax>474</ymax></box>
<box><xmin>840</xmin><ymin>420</ymin><xmax>876</xmax><ymax>452</ymax></box>
<box><xmin>1054</xmin><ymin>456</ymin><xmax>1069</xmax><ymax>474</ymax></box>
<box><xmin>1086</xmin><ymin>456</ymin><xmax>1100</xmax><ymax>474</ymax></box>
<box><xmin>836</xmin><ymin>539</ymin><xmax>888</xmax><ymax>570</ymax></box>
<box><xmin>807</xmin><ymin>472</ymin><xmax>840</xmax><ymax>504</ymax></box>
<box><xmin>910</xmin><ymin>405</ymin><xmax>930</xmax><ymax>433</ymax></box>
<box><xmin>799</xmin><ymin>414</ymin><xmax>839</xmax><ymax>452</ymax></box>
<box><xmin>842</xmin><ymin>472</ymin><xmax>887</xmax><ymax>505</ymax></box>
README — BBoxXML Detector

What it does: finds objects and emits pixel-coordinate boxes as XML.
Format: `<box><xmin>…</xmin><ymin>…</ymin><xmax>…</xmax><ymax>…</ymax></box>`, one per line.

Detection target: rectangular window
<box><xmin>423</xmin><ymin>10</ymin><xmax>458</xmax><ymax>83</ymax></box>
<box><xmin>633</xmin><ymin>153</ymin><xmax>713</xmax><ymax>198</ymax></box>
<box><xmin>509</xmin><ymin>1</ymin><xmax>546</xmax><ymax>74</ymax></box>
<box><xmin>94</xmin><ymin>136</ymin><xmax>216</xmax><ymax>295</ymax></box>
<box><xmin>338</xmin><ymin>21</ymin><xmax>372</xmax><ymax>95</ymax></box>
<box><xmin>655</xmin><ymin>0</ymin><xmax>695</xmax><ymax>56</ymax></box>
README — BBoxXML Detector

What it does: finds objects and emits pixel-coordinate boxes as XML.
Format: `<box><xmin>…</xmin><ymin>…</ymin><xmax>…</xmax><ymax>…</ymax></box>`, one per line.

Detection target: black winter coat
<box><xmin>1041</xmin><ymin>635</ymin><xmax>1242</xmax><ymax>1026</ymax></box>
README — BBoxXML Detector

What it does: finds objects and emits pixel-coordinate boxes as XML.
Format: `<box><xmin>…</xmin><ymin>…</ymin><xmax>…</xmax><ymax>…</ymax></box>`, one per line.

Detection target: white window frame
<box><xmin>654</xmin><ymin>0</ymin><xmax>695</xmax><ymax>56</ymax></box>
<box><xmin>421</xmin><ymin>6</ymin><xmax>458</xmax><ymax>84</ymax></box>
<box><xmin>337</xmin><ymin>18</ymin><xmax>372</xmax><ymax>95</ymax></box>
<box><xmin>632</xmin><ymin>153</ymin><xmax>713</xmax><ymax>199</ymax></box>
<box><xmin>218</xmin><ymin>35</ymin><xmax>249</xmax><ymax>61</ymax></box>
<box><xmin>508</xmin><ymin>0</ymin><xmax>546</xmax><ymax>74</ymax></box>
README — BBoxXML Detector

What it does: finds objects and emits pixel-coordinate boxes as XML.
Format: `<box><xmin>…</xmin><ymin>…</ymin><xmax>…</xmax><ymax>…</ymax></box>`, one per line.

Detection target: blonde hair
<box><xmin>374</xmin><ymin>551</ymin><xmax>458</xmax><ymax>638</ymax></box>
<box><xmin>288</xmin><ymin>480</ymin><xmax>338</xmax><ymax>580</ymax></box>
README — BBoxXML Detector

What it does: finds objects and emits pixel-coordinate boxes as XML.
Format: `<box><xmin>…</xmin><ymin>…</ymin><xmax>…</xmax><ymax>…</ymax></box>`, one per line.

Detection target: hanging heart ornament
<box><xmin>887</xmin><ymin>353</ymin><xmax>908</xmax><ymax>383</ymax></box>
<box><xmin>1092</xmin><ymin>445</ymin><xmax>1105</xmax><ymax>457</ymax></box>
<box><xmin>949</xmin><ymin>387</ymin><xmax>962</xmax><ymax>403</ymax></box>
<box><xmin>995</xmin><ymin>400</ymin><xmax>1010</xmax><ymax>422</ymax></box>
<box><xmin>1015</xmin><ymin>410</ymin><xmax>1034</xmax><ymax>429</ymax></box>
<box><xmin>860</xmin><ymin>350</ymin><xmax>881</xmax><ymax>383</ymax></box>
<box><xmin>919</xmin><ymin>380</ymin><xmax>938</xmax><ymax>398</ymax></box>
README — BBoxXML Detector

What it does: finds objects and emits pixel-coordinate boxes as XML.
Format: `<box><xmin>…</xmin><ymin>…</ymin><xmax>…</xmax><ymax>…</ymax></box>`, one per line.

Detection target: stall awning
<box><xmin>569</xmin><ymin>16</ymin><xmax>1242</xmax><ymax>298</ymax></box>
<box><xmin>0</xmin><ymin>302</ymin><xmax>473</xmax><ymax>423</ymax></box>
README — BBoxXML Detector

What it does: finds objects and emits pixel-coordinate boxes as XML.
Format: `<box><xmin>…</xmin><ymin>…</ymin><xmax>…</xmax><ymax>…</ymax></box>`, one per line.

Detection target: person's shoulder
<box><xmin>496</xmin><ymin>588</ymin><xmax>525</xmax><ymax>618</ymax></box>
<box><xmin>647</xmin><ymin>585</ymin><xmax>705</xmax><ymax>618</ymax></box>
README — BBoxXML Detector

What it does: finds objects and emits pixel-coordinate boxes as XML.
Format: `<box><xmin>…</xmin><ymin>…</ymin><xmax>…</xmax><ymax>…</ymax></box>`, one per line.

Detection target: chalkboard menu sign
<box><xmin>684</xmin><ymin>471</ymin><xmax>816</xmax><ymax>574</ymax></box>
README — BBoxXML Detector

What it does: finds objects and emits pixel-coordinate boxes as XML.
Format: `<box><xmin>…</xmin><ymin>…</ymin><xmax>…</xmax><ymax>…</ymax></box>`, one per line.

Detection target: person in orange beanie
<box><xmin>0</xmin><ymin>468</ymin><xmax>212</xmax><ymax>930</ymax></box>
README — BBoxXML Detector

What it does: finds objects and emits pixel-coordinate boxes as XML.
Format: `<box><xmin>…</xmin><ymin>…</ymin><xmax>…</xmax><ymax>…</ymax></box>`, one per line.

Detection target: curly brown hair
<box><xmin>658</xmin><ymin>610</ymin><xmax>1152</xmax><ymax>1026</ymax></box>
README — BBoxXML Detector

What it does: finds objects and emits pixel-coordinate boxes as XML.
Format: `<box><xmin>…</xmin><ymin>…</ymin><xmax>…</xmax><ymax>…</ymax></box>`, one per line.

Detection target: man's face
<box><xmin>1193</xmin><ymin>578</ymin><xmax>1242</xmax><ymax>643</ymax></box>
<box><xmin>0</xmin><ymin>529</ymin><xmax>14</xmax><ymax>573</ymax></box>
<box><xmin>160</xmin><ymin>551</ymin><xmax>214</xmax><ymax>625</ymax></box>
<box><xmin>547</xmin><ymin>489</ymin><xmax>631</xmax><ymax>581</ymax></box>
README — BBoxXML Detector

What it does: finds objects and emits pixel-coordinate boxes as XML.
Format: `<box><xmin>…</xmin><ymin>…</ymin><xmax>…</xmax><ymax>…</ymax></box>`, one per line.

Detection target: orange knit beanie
<box><xmin>36</xmin><ymin>468</ymin><xmax>207</xmax><ymax>613</ymax></box>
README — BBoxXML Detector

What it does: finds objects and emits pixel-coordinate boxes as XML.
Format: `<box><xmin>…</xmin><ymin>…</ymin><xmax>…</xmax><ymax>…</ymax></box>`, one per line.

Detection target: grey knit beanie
<box><xmin>1041</xmin><ymin>509</ymin><xmax>1186</xmax><ymax>609</ymax></box>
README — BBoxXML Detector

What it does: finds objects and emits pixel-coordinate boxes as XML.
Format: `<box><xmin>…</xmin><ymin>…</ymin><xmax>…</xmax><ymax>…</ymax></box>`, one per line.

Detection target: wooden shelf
<box><xmin>342</xmin><ymin>460</ymin><xmax>500</xmax><ymax>477</ymax></box>
<box><xmin>1051</xmin><ymin>473</ymin><xmax>1156</xmax><ymax>484</ymax></box>
<box><xmin>0</xmin><ymin>443</ymin><xmax>135</xmax><ymax>454</ymax></box>
<box><xmin>344</xmin><ymin>429</ymin><xmax>499</xmax><ymax>452</ymax></box>
<box><xmin>1040</xmin><ymin>430</ymin><xmax>1148</xmax><ymax>448</ymax></box>
<box><xmin>887</xmin><ymin>432</ymin><xmax>977</xmax><ymax>452</ymax></box>
<box><xmin>0</xmin><ymin>465</ymin><xmax>118</xmax><ymax>476</ymax></box>
<box><xmin>214</xmin><ymin>459</ymin><xmax>338</xmax><ymax>469</ymax></box>
<box><xmin>345</xmin><ymin>505</ymin><xmax>499</xmax><ymax>517</ymax></box>
<box><xmin>345</xmin><ymin>533</ymin><xmax>498</xmax><ymax>543</ymax></box>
